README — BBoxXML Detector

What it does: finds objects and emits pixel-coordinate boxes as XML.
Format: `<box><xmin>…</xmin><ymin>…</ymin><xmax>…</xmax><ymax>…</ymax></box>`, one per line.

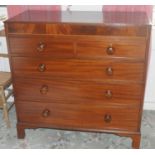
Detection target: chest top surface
<box><xmin>4</xmin><ymin>10</ymin><xmax>151</xmax><ymax>37</ymax></box>
<box><xmin>5</xmin><ymin>10</ymin><xmax>151</xmax><ymax>26</ymax></box>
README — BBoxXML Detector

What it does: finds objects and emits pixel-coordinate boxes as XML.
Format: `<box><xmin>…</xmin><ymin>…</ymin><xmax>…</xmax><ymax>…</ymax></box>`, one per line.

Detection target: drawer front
<box><xmin>9</xmin><ymin>36</ymin><xmax>146</xmax><ymax>59</ymax></box>
<box><xmin>12</xmin><ymin>58</ymin><xmax>145</xmax><ymax>82</ymax></box>
<box><xmin>16</xmin><ymin>101</ymin><xmax>139</xmax><ymax>132</ymax></box>
<box><xmin>14</xmin><ymin>78</ymin><xmax>143</xmax><ymax>106</ymax></box>
<box><xmin>77</xmin><ymin>37</ymin><xmax>146</xmax><ymax>59</ymax></box>
<box><xmin>9</xmin><ymin>36</ymin><xmax>74</xmax><ymax>58</ymax></box>
<box><xmin>6</xmin><ymin>22</ymin><xmax>148</xmax><ymax>37</ymax></box>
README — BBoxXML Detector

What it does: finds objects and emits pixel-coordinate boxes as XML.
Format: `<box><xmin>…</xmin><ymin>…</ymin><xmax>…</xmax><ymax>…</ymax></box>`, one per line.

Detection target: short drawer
<box><xmin>16</xmin><ymin>101</ymin><xmax>140</xmax><ymax>132</ymax></box>
<box><xmin>14</xmin><ymin>78</ymin><xmax>143</xmax><ymax>106</ymax></box>
<box><xmin>77</xmin><ymin>37</ymin><xmax>146</xmax><ymax>59</ymax></box>
<box><xmin>9</xmin><ymin>36</ymin><xmax>74</xmax><ymax>58</ymax></box>
<box><xmin>12</xmin><ymin>57</ymin><xmax>145</xmax><ymax>82</ymax></box>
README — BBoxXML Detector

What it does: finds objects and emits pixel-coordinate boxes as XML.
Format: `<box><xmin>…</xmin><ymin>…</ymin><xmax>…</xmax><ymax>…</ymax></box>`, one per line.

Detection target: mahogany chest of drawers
<box><xmin>4</xmin><ymin>10</ymin><xmax>151</xmax><ymax>148</ymax></box>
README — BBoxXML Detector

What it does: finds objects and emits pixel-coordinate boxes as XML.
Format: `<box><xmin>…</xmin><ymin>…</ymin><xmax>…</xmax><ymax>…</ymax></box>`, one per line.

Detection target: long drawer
<box><xmin>11</xmin><ymin>57</ymin><xmax>145</xmax><ymax>82</ymax></box>
<box><xmin>14</xmin><ymin>78</ymin><xmax>143</xmax><ymax>106</ymax></box>
<box><xmin>16</xmin><ymin>100</ymin><xmax>140</xmax><ymax>132</ymax></box>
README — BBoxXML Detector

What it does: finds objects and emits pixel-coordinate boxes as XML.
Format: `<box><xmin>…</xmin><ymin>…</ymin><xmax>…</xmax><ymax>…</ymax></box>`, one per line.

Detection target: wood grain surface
<box><xmin>4</xmin><ymin>10</ymin><xmax>151</xmax><ymax>148</ymax></box>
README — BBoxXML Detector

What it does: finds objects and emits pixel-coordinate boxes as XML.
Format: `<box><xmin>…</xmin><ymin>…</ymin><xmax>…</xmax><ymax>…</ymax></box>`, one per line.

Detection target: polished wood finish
<box><xmin>6</xmin><ymin>11</ymin><xmax>149</xmax><ymax>24</ymax></box>
<box><xmin>11</xmin><ymin>58</ymin><xmax>145</xmax><ymax>82</ymax></box>
<box><xmin>9</xmin><ymin>36</ymin><xmax>74</xmax><ymax>58</ymax></box>
<box><xmin>6</xmin><ymin>11</ymin><xmax>149</xmax><ymax>36</ymax></box>
<box><xmin>7</xmin><ymin>22</ymin><xmax>149</xmax><ymax>36</ymax></box>
<box><xmin>131</xmin><ymin>134</ymin><xmax>141</xmax><ymax>149</ymax></box>
<box><xmin>13</xmin><ymin>78</ymin><xmax>143</xmax><ymax>106</ymax></box>
<box><xmin>77</xmin><ymin>38</ymin><xmax>146</xmax><ymax>59</ymax></box>
<box><xmin>8</xmin><ymin>35</ymin><xmax>146</xmax><ymax>60</ymax></box>
<box><xmin>16</xmin><ymin>101</ymin><xmax>140</xmax><ymax>131</ymax></box>
<box><xmin>4</xmin><ymin>10</ymin><xmax>151</xmax><ymax>148</ymax></box>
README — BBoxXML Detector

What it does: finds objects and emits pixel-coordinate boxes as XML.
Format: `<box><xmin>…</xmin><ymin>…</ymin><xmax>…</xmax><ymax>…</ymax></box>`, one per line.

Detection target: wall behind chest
<box><xmin>144</xmin><ymin>6</ymin><xmax>155</xmax><ymax>110</ymax></box>
<box><xmin>0</xmin><ymin>6</ymin><xmax>10</xmax><ymax>72</ymax></box>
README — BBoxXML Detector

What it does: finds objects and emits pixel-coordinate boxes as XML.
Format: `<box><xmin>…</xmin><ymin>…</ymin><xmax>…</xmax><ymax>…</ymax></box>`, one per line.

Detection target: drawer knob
<box><xmin>106</xmin><ymin>67</ymin><xmax>113</xmax><ymax>76</ymax></box>
<box><xmin>38</xmin><ymin>63</ymin><xmax>46</xmax><ymax>72</ymax></box>
<box><xmin>104</xmin><ymin>114</ymin><xmax>112</xmax><ymax>123</ymax></box>
<box><xmin>40</xmin><ymin>85</ymin><xmax>48</xmax><ymax>94</ymax></box>
<box><xmin>106</xmin><ymin>44</ymin><xmax>115</xmax><ymax>55</ymax></box>
<box><xmin>105</xmin><ymin>90</ymin><xmax>112</xmax><ymax>99</ymax></box>
<box><xmin>42</xmin><ymin>109</ymin><xmax>50</xmax><ymax>117</ymax></box>
<box><xmin>37</xmin><ymin>42</ymin><xmax>45</xmax><ymax>52</ymax></box>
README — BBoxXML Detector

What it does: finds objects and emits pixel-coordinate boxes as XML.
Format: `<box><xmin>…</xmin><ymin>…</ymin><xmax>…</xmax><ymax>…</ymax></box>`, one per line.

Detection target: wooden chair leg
<box><xmin>3</xmin><ymin>103</ymin><xmax>11</xmax><ymax>128</ymax></box>
<box><xmin>1</xmin><ymin>88</ymin><xmax>11</xmax><ymax>128</ymax></box>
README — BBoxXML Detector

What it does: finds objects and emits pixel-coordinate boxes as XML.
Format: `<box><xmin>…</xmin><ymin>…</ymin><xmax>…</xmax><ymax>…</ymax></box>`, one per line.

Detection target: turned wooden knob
<box><xmin>104</xmin><ymin>114</ymin><xmax>112</xmax><ymax>123</ymax></box>
<box><xmin>106</xmin><ymin>44</ymin><xmax>115</xmax><ymax>55</ymax></box>
<box><xmin>105</xmin><ymin>90</ymin><xmax>112</xmax><ymax>99</ymax></box>
<box><xmin>40</xmin><ymin>85</ymin><xmax>48</xmax><ymax>94</ymax></box>
<box><xmin>106</xmin><ymin>67</ymin><xmax>113</xmax><ymax>76</ymax></box>
<box><xmin>42</xmin><ymin>109</ymin><xmax>50</xmax><ymax>117</ymax></box>
<box><xmin>37</xmin><ymin>42</ymin><xmax>46</xmax><ymax>52</ymax></box>
<box><xmin>38</xmin><ymin>63</ymin><xmax>46</xmax><ymax>72</ymax></box>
